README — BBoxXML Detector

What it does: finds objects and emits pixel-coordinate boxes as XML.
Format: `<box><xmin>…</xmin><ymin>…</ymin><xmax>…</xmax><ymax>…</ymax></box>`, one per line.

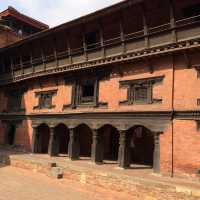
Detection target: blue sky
<box><xmin>0</xmin><ymin>0</ymin><xmax>122</xmax><ymax>27</ymax></box>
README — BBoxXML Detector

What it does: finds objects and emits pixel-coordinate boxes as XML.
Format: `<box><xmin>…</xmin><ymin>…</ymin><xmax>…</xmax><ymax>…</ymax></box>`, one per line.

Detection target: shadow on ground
<box><xmin>0</xmin><ymin>145</ymin><xmax>29</xmax><ymax>168</ymax></box>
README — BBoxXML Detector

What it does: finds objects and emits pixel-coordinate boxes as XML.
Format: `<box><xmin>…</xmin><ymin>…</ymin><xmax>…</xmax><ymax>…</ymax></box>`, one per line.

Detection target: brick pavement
<box><xmin>0</xmin><ymin>165</ymin><xmax>133</xmax><ymax>200</ymax></box>
<box><xmin>0</xmin><ymin>165</ymin><xmax>200</xmax><ymax>200</ymax></box>
<box><xmin>1</xmin><ymin>149</ymin><xmax>200</xmax><ymax>200</ymax></box>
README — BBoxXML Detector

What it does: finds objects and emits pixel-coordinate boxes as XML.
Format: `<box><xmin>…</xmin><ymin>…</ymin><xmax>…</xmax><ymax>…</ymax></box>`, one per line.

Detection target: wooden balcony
<box><xmin>0</xmin><ymin>14</ymin><xmax>200</xmax><ymax>86</ymax></box>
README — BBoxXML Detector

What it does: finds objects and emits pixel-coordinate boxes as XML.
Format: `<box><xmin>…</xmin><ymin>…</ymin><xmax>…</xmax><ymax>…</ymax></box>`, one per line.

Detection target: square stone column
<box><xmin>91</xmin><ymin>129</ymin><xmax>103</xmax><ymax>164</ymax></box>
<box><xmin>48</xmin><ymin>127</ymin><xmax>57</xmax><ymax>156</ymax></box>
<box><xmin>32</xmin><ymin>126</ymin><xmax>38</xmax><ymax>153</ymax></box>
<box><xmin>68</xmin><ymin>128</ymin><xmax>80</xmax><ymax>160</ymax></box>
<box><xmin>153</xmin><ymin>132</ymin><xmax>160</xmax><ymax>173</ymax></box>
<box><xmin>118</xmin><ymin>130</ymin><xmax>130</xmax><ymax>169</ymax></box>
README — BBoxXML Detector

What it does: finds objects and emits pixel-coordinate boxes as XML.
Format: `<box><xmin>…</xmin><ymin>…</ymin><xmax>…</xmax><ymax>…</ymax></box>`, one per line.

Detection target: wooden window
<box><xmin>80</xmin><ymin>80</ymin><xmax>95</xmax><ymax>103</ymax></box>
<box><xmin>34</xmin><ymin>90</ymin><xmax>57</xmax><ymax>109</ymax></box>
<box><xmin>129</xmin><ymin>83</ymin><xmax>152</xmax><ymax>104</ymax></box>
<box><xmin>119</xmin><ymin>76</ymin><xmax>164</xmax><ymax>105</ymax></box>
<box><xmin>67</xmin><ymin>78</ymin><xmax>99</xmax><ymax>108</ymax></box>
<box><xmin>63</xmin><ymin>70</ymin><xmax>110</xmax><ymax>110</ymax></box>
<box><xmin>76</xmin><ymin>79</ymin><xmax>96</xmax><ymax>105</ymax></box>
<box><xmin>135</xmin><ymin>85</ymin><xmax>148</xmax><ymax>102</ymax></box>
<box><xmin>39</xmin><ymin>93</ymin><xmax>53</xmax><ymax>108</ymax></box>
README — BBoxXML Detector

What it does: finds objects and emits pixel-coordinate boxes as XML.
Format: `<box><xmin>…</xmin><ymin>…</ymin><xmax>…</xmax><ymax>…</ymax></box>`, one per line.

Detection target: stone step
<box><xmin>48</xmin><ymin>166</ymin><xmax>63</xmax><ymax>179</ymax></box>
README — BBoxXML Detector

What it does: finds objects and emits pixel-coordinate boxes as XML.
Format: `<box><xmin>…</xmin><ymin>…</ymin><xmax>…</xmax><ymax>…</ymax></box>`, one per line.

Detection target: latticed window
<box><xmin>34</xmin><ymin>90</ymin><xmax>57</xmax><ymax>109</ymax></box>
<box><xmin>129</xmin><ymin>83</ymin><xmax>152</xmax><ymax>104</ymax></box>
<box><xmin>120</xmin><ymin>76</ymin><xmax>164</xmax><ymax>106</ymax></box>
<box><xmin>39</xmin><ymin>93</ymin><xmax>52</xmax><ymax>109</ymax></box>
<box><xmin>135</xmin><ymin>86</ymin><xmax>148</xmax><ymax>102</ymax></box>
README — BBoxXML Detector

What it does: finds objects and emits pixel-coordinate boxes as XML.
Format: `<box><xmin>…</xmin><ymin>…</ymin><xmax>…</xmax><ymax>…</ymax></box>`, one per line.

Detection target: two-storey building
<box><xmin>0</xmin><ymin>0</ymin><xmax>200</xmax><ymax>177</ymax></box>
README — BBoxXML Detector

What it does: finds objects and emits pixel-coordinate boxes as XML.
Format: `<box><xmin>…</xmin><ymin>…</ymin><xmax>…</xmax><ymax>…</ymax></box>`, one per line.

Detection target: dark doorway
<box><xmin>54</xmin><ymin>124</ymin><xmax>69</xmax><ymax>155</ymax></box>
<box><xmin>37</xmin><ymin>124</ymin><xmax>50</xmax><ymax>154</ymax></box>
<box><xmin>100</xmin><ymin>125</ymin><xmax>119</xmax><ymax>161</ymax></box>
<box><xmin>76</xmin><ymin>124</ymin><xmax>92</xmax><ymax>157</ymax></box>
<box><xmin>6</xmin><ymin>124</ymin><xmax>16</xmax><ymax>145</ymax></box>
<box><xmin>128</xmin><ymin>126</ymin><xmax>154</xmax><ymax>166</ymax></box>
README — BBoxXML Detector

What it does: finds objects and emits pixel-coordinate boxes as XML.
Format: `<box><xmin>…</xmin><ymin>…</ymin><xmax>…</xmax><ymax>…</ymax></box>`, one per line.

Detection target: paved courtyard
<box><xmin>0</xmin><ymin>165</ymin><xmax>132</xmax><ymax>200</ymax></box>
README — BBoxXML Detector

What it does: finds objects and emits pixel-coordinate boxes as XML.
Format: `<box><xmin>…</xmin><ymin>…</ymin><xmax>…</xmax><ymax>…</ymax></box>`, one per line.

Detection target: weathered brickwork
<box><xmin>1</xmin><ymin>0</ymin><xmax>200</xmax><ymax>179</ymax></box>
<box><xmin>0</xmin><ymin>53</ymin><xmax>200</xmax><ymax>176</ymax></box>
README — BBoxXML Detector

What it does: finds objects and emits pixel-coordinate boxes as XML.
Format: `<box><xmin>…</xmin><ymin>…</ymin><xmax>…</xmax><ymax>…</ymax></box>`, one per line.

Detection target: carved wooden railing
<box><xmin>0</xmin><ymin>14</ymin><xmax>200</xmax><ymax>85</ymax></box>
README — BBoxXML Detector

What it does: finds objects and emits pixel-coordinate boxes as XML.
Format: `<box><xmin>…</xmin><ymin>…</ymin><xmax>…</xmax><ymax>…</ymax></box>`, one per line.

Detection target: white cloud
<box><xmin>10</xmin><ymin>0</ymin><xmax>122</xmax><ymax>27</ymax></box>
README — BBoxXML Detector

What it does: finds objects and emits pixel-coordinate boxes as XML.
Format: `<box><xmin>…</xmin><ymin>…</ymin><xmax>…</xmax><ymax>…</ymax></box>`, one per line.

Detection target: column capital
<box><xmin>92</xmin><ymin>129</ymin><xmax>99</xmax><ymax>135</ymax></box>
<box><xmin>118</xmin><ymin>129</ymin><xmax>127</xmax><ymax>134</ymax></box>
<box><xmin>49</xmin><ymin>126</ymin><xmax>55</xmax><ymax>136</ymax></box>
<box><xmin>32</xmin><ymin>125</ymin><xmax>38</xmax><ymax>129</ymax></box>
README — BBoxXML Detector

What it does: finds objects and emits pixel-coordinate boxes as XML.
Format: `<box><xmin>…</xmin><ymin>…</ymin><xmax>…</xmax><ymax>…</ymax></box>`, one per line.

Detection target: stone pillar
<box><xmin>153</xmin><ymin>133</ymin><xmax>160</xmax><ymax>173</ymax></box>
<box><xmin>91</xmin><ymin>129</ymin><xmax>103</xmax><ymax>164</ymax></box>
<box><xmin>31</xmin><ymin>126</ymin><xmax>38</xmax><ymax>153</ymax></box>
<box><xmin>68</xmin><ymin>128</ymin><xmax>79</xmax><ymax>160</ymax></box>
<box><xmin>48</xmin><ymin>127</ymin><xmax>57</xmax><ymax>156</ymax></box>
<box><xmin>118</xmin><ymin>130</ymin><xmax>130</xmax><ymax>169</ymax></box>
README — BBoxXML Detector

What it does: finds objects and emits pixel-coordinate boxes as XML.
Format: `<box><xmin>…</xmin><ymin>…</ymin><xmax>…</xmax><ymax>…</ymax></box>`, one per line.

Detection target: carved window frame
<box><xmin>119</xmin><ymin>76</ymin><xmax>164</xmax><ymax>105</ymax></box>
<box><xmin>34</xmin><ymin>90</ymin><xmax>57</xmax><ymax>110</ymax></box>
<box><xmin>63</xmin><ymin>70</ymin><xmax>110</xmax><ymax>110</ymax></box>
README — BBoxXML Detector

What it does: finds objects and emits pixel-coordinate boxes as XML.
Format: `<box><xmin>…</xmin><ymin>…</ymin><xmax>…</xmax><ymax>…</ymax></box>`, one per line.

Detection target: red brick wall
<box><xmin>1</xmin><ymin>51</ymin><xmax>200</xmax><ymax>176</ymax></box>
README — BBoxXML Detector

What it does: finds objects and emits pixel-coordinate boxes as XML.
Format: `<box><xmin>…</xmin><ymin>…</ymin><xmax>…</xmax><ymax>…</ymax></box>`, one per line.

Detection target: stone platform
<box><xmin>1</xmin><ymin>148</ymin><xmax>200</xmax><ymax>199</ymax></box>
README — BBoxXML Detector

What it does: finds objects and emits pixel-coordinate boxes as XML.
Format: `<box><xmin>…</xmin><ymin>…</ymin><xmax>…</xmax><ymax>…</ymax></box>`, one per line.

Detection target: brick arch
<box><xmin>127</xmin><ymin>125</ymin><xmax>155</xmax><ymax>167</ymax></box>
<box><xmin>75</xmin><ymin>123</ymin><xmax>93</xmax><ymax>158</ymax></box>
<box><xmin>54</xmin><ymin>123</ymin><xmax>70</xmax><ymax>155</ymax></box>
<box><xmin>36</xmin><ymin>123</ymin><xmax>50</xmax><ymax>154</ymax></box>
<box><xmin>99</xmin><ymin>124</ymin><xmax>119</xmax><ymax>161</ymax></box>
<box><xmin>98</xmin><ymin>123</ymin><xmax>119</xmax><ymax>131</ymax></box>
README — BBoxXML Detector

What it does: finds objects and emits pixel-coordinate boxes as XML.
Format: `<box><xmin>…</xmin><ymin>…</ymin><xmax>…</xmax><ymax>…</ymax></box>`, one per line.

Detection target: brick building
<box><xmin>0</xmin><ymin>6</ymin><xmax>48</xmax><ymax>47</ymax></box>
<box><xmin>0</xmin><ymin>0</ymin><xmax>200</xmax><ymax>177</ymax></box>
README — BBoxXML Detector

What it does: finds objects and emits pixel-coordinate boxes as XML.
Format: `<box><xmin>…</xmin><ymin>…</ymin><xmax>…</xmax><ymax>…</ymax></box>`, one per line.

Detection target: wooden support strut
<box><xmin>30</xmin><ymin>49</ymin><xmax>34</xmax><ymax>73</ymax></box>
<box><xmin>99</xmin><ymin>20</ymin><xmax>105</xmax><ymax>58</ymax></box>
<box><xmin>40</xmin><ymin>43</ymin><xmax>46</xmax><ymax>71</ymax></box>
<box><xmin>169</xmin><ymin>0</ymin><xmax>177</xmax><ymax>43</ymax></box>
<box><xmin>66</xmin><ymin>32</ymin><xmax>72</xmax><ymax>64</ymax></box>
<box><xmin>82</xmin><ymin>26</ymin><xmax>88</xmax><ymax>61</ymax></box>
<box><xmin>53</xmin><ymin>36</ymin><xmax>58</xmax><ymax>68</ymax></box>
<box><xmin>119</xmin><ymin>11</ymin><xmax>126</xmax><ymax>54</ymax></box>
<box><xmin>10</xmin><ymin>56</ymin><xmax>14</xmax><ymax>79</ymax></box>
<box><xmin>20</xmin><ymin>55</ymin><xmax>24</xmax><ymax>75</ymax></box>
<box><xmin>140</xmin><ymin>3</ymin><xmax>149</xmax><ymax>49</ymax></box>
